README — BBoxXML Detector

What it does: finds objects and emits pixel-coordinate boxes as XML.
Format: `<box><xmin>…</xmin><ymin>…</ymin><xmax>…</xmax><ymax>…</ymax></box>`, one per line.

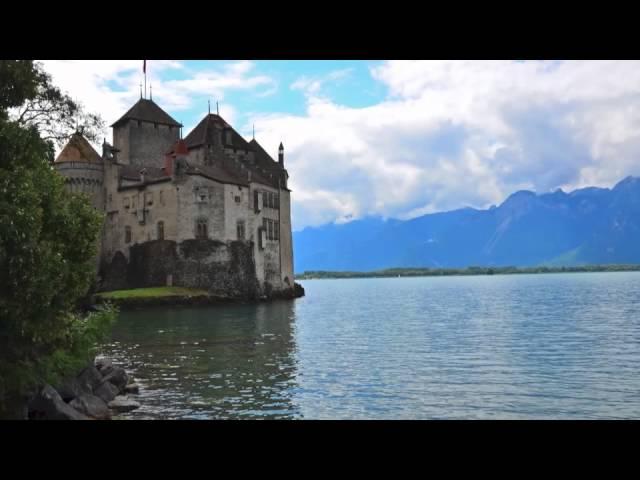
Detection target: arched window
<box><xmin>196</xmin><ymin>219</ymin><xmax>208</xmax><ymax>239</ymax></box>
<box><xmin>157</xmin><ymin>221</ymin><xmax>164</xmax><ymax>240</ymax></box>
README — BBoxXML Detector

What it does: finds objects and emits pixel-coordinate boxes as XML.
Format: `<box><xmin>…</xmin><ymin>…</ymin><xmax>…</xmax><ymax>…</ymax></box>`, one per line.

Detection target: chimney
<box><xmin>164</xmin><ymin>154</ymin><xmax>174</xmax><ymax>177</ymax></box>
<box><xmin>278</xmin><ymin>142</ymin><xmax>284</xmax><ymax>166</ymax></box>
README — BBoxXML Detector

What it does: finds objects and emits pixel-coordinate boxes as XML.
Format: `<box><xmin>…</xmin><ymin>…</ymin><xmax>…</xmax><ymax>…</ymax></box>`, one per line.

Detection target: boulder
<box><xmin>28</xmin><ymin>385</ymin><xmax>90</xmax><ymax>420</ymax></box>
<box><xmin>124</xmin><ymin>383</ymin><xmax>140</xmax><ymax>395</ymax></box>
<box><xmin>94</xmin><ymin>381</ymin><xmax>120</xmax><ymax>403</ymax></box>
<box><xmin>95</xmin><ymin>357</ymin><xmax>113</xmax><ymax>376</ymax></box>
<box><xmin>56</xmin><ymin>377</ymin><xmax>86</xmax><ymax>403</ymax></box>
<box><xmin>108</xmin><ymin>396</ymin><xmax>140</xmax><ymax>413</ymax></box>
<box><xmin>69</xmin><ymin>393</ymin><xmax>111</xmax><ymax>420</ymax></box>
<box><xmin>77</xmin><ymin>365</ymin><xmax>103</xmax><ymax>394</ymax></box>
<box><xmin>102</xmin><ymin>367</ymin><xmax>129</xmax><ymax>392</ymax></box>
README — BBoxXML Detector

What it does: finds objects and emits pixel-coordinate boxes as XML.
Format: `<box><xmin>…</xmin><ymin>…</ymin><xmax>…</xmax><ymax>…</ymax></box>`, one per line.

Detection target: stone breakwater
<box><xmin>28</xmin><ymin>357</ymin><xmax>140</xmax><ymax>420</ymax></box>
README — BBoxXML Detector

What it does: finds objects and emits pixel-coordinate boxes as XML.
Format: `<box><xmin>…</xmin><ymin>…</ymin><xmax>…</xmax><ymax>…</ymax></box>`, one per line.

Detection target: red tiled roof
<box><xmin>55</xmin><ymin>133</ymin><xmax>102</xmax><ymax>163</ymax></box>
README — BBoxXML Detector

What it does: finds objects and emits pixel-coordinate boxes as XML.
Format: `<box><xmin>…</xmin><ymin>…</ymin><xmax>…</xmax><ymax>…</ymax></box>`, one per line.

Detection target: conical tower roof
<box><xmin>55</xmin><ymin>132</ymin><xmax>102</xmax><ymax>163</ymax></box>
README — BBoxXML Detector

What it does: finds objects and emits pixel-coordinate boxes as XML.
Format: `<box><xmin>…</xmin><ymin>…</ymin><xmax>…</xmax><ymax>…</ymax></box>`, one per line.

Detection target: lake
<box><xmin>101</xmin><ymin>272</ymin><xmax>640</xmax><ymax>419</ymax></box>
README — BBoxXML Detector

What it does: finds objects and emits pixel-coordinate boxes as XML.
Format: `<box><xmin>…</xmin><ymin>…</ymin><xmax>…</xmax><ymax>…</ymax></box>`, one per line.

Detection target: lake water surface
<box><xmin>101</xmin><ymin>272</ymin><xmax>640</xmax><ymax>419</ymax></box>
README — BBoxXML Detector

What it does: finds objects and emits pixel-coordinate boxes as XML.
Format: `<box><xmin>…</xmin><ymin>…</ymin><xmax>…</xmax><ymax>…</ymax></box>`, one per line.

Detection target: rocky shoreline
<box><xmin>28</xmin><ymin>357</ymin><xmax>140</xmax><ymax>420</ymax></box>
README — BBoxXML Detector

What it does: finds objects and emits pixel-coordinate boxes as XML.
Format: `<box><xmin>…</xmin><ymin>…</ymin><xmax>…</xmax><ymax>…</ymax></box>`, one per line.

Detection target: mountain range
<box><xmin>293</xmin><ymin>176</ymin><xmax>640</xmax><ymax>272</ymax></box>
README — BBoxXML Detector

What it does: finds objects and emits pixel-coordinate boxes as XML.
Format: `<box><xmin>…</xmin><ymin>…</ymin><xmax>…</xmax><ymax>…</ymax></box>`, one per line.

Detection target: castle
<box><xmin>54</xmin><ymin>96</ymin><xmax>297</xmax><ymax>299</ymax></box>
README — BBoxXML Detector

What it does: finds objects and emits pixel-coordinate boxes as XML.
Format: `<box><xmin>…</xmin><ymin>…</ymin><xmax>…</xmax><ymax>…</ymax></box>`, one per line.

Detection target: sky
<box><xmin>39</xmin><ymin>60</ymin><xmax>640</xmax><ymax>231</ymax></box>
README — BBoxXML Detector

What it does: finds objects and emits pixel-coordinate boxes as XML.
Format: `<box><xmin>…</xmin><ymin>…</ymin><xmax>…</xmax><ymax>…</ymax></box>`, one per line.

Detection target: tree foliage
<box><xmin>3</xmin><ymin>61</ymin><xmax>105</xmax><ymax>148</ymax></box>
<box><xmin>0</xmin><ymin>60</ymin><xmax>115</xmax><ymax>418</ymax></box>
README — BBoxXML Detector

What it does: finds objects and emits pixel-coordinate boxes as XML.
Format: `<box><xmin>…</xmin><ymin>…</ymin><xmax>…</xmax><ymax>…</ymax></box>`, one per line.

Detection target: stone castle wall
<box><xmin>113</xmin><ymin>121</ymin><xmax>179</xmax><ymax>167</ymax></box>
<box><xmin>99</xmin><ymin>239</ymin><xmax>260</xmax><ymax>299</ymax></box>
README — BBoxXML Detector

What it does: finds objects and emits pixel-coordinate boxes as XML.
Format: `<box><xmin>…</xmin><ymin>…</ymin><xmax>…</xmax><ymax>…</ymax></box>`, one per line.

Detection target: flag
<box><xmin>143</xmin><ymin>60</ymin><xmax>146</xmax><ymax>74</ymax></box>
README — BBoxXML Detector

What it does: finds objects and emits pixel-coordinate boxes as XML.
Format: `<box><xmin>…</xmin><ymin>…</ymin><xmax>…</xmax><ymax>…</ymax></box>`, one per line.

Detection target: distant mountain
<box><xmin>293</xmin><ymin>176</ymin><xmax>640</xmax><ymax>272</ymax></box>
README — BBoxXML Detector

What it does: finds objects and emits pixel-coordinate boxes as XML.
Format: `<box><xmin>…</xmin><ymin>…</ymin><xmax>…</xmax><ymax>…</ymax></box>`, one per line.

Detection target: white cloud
<box><xmin>252</xmin><ymin>61</ymin><xmax>640</xmax><ymax>230</ymax></box>
<box><xmin>290</xmin><ymin>68</ymin><xmax>353</xmax><ymax>98</ymax></box>
<box><xmin>38</xmin><ymin>60</ymin><xmax>640</xmax><ymax>231</ymax></box>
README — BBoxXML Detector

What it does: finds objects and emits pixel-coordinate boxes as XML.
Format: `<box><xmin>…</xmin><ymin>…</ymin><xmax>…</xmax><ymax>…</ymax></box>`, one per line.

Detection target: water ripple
<box><xmin>101</xmin><ymin>272</ymin><xmax>640</xmax><ymax>419</ymax></box>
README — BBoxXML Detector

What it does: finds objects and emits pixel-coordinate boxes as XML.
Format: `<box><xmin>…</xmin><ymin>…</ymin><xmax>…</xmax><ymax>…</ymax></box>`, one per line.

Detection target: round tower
<box><xmin>54</xmin><ymin>132</ymin><xmax>105</xmax><ymax>210</ymax></box>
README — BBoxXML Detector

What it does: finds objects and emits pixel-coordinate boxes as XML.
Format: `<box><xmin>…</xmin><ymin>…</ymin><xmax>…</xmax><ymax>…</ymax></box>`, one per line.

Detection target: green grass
<box><xmin>97</xmin><ymin>287</ymin><xmax>209</xmax><ymax>299</ymax></box>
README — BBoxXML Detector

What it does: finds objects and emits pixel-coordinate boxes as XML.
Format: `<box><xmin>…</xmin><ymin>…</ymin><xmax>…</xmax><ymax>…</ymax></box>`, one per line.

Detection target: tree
<box><xmin>5</xmin><ymin>61</ymin><xmax>105</xmax><ymax>148</ymax></box>
<box><xmin>0</xmin><ymin>60</ymin><xmax>115</xmax><ymax>419</ymax></box>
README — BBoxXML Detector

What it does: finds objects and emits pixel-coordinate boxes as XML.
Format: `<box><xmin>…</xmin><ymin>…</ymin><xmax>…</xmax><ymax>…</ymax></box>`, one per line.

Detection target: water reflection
<box><xmin>103</xmin><ymin>273</ymin><xmax>640</xmax><ymax>419</ymax></box>
<box><xmin>102</xmin><ymin>300</ymin><xmax>300</xmax><ymax>419</ymax></box>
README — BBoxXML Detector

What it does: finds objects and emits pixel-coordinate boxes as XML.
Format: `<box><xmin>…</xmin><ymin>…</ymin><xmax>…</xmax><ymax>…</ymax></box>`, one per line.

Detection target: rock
<box><xmin>108</xmin><ymin>396</ymin><xmax>140</xmax><ymax>413</ymax></box>
<box><xmin>56</xmin><ymin>377</ymin><xmax>85</xmax><ymax>403</ymax></box>
<box><xmin>94</xmin><ymin>381</ymin><xmax>120</xmax><ymax>403</ymax></box>
<box><xmin>28</xmin><ymin>385</ymin><xmax>90</xmax><ymax>420</ymax></box>
<box><xmin>102</xmin><ymin>367</ymin><xmax>129</xmax><ymax>392</ymax></box>
<box><xmin>95</xmin><ymin>357</ymin><xmax>113</xmax><ymax>376</ymax></box>
<box><xmin>124</xmin><ymin>383</ymin><xmax>140</xmax><ymax>395</ymax></box>
<box><xmin>69</xmin><ymin>393</ymin><xmax>111</xmax><ymax>420</ymax></box>
<box><xmin>77</xmin><ymin>365</ymin><xmax>103</xmax><ymax>394</ymax></box>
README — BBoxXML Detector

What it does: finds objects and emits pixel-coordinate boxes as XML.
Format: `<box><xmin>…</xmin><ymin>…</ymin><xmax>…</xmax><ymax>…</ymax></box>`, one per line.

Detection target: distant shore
<box><xmin>296</xmin><ymin>264</ymin><xmax>640</xmax><ymax>280</ymax></box>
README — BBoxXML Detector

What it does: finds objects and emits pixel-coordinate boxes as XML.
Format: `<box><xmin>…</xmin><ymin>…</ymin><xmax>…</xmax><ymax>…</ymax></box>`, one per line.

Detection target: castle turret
<box><xmin>278</xmin><ymin>142</ymin><xmax>284</xmax><ymax>166</ymax></box>
<box><xmin>111</xmin><ymin>98</ymin><xmax>182</xmax><ymax>168</ymax></box>
<box><xmin>54</xmin><ymin>132</ymin><xmax>105</xmax><ymax>211</ymax></box>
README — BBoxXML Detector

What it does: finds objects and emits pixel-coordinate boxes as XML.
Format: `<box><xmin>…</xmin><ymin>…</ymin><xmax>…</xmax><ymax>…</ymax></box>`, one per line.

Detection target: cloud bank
<box><xmin>39</xmin><ymin>60</ymin><xmax>640</xmax><ymax>231</ymax></box>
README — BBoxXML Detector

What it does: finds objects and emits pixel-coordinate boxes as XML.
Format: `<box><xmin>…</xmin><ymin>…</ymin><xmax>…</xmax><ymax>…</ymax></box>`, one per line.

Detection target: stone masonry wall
<box><xmin>99</xmin><ymin>239</ymin><xmax>260</xmax><ymax>299</ymax></box>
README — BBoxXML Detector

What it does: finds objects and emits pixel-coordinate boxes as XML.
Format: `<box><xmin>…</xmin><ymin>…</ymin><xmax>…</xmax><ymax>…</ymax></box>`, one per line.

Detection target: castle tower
<box><xmin>54</xmin><ymin>132</ymin><xmax>105</xmax><ymax>211</ymax></box>
<box><xmin>111</xmin><ymin>98</ymin><xmax>182</xmax><ymax>168</ymax></box>
<box><xmin>54</xmin><ymin>132</ymin><xmax>105</xmax><ymax>272</ymax></box>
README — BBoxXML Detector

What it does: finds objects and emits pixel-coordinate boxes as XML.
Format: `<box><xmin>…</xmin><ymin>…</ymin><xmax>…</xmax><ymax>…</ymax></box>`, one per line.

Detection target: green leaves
<box><xmin>0</xmin><ymin>60</ymin><xmax>115</xmax><ymax>418</ymax></box>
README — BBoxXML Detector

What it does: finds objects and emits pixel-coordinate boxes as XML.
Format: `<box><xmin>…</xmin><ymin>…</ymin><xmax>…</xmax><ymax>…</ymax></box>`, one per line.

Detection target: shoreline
<box><xmin>296</xmin><ymin>265</ymin><xmax>640</xmax><ymax>280</ymax></box>
<box><xmin>93</xmin><ymin>283</ymin><xmax>305</xmax><ymax>310</ymax></box>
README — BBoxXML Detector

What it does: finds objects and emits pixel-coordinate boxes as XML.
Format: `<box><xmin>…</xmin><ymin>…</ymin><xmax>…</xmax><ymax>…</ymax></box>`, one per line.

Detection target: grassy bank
<box><xmin>97</xmin><ymin>287</ymin><xmax>209</xmax><ymax>300</ymax></box>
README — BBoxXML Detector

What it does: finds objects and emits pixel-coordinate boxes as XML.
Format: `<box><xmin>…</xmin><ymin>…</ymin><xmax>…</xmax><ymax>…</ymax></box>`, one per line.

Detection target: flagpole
<box><xmin>143</xmin><ymin>60</ymin><xmax>147</xmax><ymax>99</ymax></box>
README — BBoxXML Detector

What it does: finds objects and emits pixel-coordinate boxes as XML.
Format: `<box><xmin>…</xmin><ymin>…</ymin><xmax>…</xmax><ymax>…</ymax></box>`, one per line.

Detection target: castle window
<box><xmin>254</xmin><ymin>190</ymin><xmax>261</xmax><ymax>213</ymax></box>
<box><xmin>226</xmin><ymin>130</ymin><xmax>232</xmax><ymax>145</ymax></box>
<box><xmin>146</xmin><ymin>192</ymin><xmax>153</xmax><ymax>206</ymax></box>
<box><xmin>235</xmin><ymin>195</ymin><xmax>241</xmax><ymax>204</ymax></box>
<box><xmin>196</xmin><ymin>219</ymin><xmax>208</xmax><ymax>239</ymax></box>
<box><xmin>267</xmin><ymin>219</ymin><xmax>273</xmax><ymax>241</ymax></box>
<box><xmin>137</xmin><ymin>120</ymin><xmax>141</xmax><ymax>127</ymax></box>
<box><xmin>125</xmin><ymin>226</ymin><xmax>131</xmax><ymax>244</ymax></box>
<box><xmin>263</xmin><ymin>217</ymin><xmax>268</xmax><ymax>238</ymax></box>
<box><xmin>274</xmin><ymin>221</ymin><xmax>279</xmax><ymax>241</ymax></box>
<box><xmin>159</xmin><ymin>191</ymin><xmax>164</xmax><ymax>206</ymax></box>
<box><xmin>157</xmin><ymin>221</ymin><xmax>164</xmax><ymax>240</ymax></box>
<box><xmin>237</xmin><ymin>220</ymin><xmax>245</xmax><ymax>240</ymax></box>
<box><xmin>196</xmin><ymin>187</ymin><xmax>209</xmax><ymax>203</ymax></box>
<box><xmin>154</xmin><ymin>123</ymin><xmax>158</xmax><ymax>129</ymax></box>
<box><xmin>124</xmin><ymin>196</ymin><xmax>130</xmax><ymax>209</ymax></box>
<box><xmin>274</xmin><ymin>193</ymin><xmax>279</xmax><ymax>209</ymax></box>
